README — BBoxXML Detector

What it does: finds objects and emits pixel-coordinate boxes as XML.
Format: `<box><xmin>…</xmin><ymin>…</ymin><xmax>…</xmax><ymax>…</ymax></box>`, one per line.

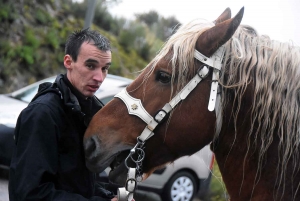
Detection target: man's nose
<box><xmin>94</xmin><ymin>70</ymin><xmax>104</xmax><ymax>82</ymax></box>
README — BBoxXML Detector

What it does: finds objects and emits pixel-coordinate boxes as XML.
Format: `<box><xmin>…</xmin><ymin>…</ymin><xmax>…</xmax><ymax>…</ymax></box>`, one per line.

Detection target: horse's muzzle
<box><xmin>83</xmin><ymin>135</ymin><xmax>111</xmax><ymax>173</ymax></box>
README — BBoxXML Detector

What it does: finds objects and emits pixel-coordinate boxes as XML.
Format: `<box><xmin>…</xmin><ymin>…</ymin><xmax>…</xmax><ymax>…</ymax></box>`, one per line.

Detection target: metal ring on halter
<box><xmin>130</xmin><ymin>148</ymin><xmax>145</xmax><ymax>163</ymax></box>
<box><xmin>124</xmin><ymin>141</ymin><xmax>142</xmax><ymax>168</ymax></box>
<box><xmin>125</xmin><ymin>148</ymin><xmax>145</xmax><ymax>169</ymax></box>
<box><xmin>125</xmin><ymin>143</ymin><xmax>145</xmax><ymax>169</ymax></box>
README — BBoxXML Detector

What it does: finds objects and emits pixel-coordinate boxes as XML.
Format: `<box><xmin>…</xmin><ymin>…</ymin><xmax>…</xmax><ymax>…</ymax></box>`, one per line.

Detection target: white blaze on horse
<box><xmin>84</xmin><ymin>7</ymin><xmax>300</xmax><ymax>201</ymax></box>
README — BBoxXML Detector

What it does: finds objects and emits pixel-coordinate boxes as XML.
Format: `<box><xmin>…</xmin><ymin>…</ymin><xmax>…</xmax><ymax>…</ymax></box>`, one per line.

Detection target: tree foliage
<box><xmin>0</xmin><ymin>0</ymin><xmax>180</xmax><ymax>93</ymax></box>
<box><xmin>135</xmin><ymin>10</ymin><xmax>159</xmax><ymax>27</ymax></box>
<box><xmin>136</xmin><ymin>10</ymin><xmax>181</xmax><ymax>41</ymax></box>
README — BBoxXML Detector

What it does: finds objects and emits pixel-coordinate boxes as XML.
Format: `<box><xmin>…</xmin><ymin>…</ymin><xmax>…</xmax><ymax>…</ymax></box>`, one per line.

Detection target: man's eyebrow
<box><xmin>85</xmin><ymin>59</ymin><xmax>111</xmax><ymax>66</ymax></box>
<box><xmin>85</xmin><ymin>59</ymin><xmax>99</xmax><ymax>63</ymax></box>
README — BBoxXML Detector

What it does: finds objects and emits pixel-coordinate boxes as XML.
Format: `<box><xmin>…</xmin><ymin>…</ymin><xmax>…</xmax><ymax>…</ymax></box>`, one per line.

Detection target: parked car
<box><xmin>140</xmin><ymin>147</ymin><xmax>213</xmax><ymax>201</ymax></box>
<box><xmin>0</xmin><ymin>74</ymin><xmax>214</xmax><ymax>201</ymax></box>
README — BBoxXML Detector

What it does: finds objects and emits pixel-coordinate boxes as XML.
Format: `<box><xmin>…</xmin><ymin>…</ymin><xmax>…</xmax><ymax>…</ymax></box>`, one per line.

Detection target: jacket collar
<box><xmin>55</xmin><ymin>74</ymin><xmax>103</xmax><ymax>125</ymax></box>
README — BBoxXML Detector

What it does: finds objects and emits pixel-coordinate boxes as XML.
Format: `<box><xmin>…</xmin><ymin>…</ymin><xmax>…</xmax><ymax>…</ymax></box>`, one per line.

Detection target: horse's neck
<box><xmin>213</xmin><ymin>134</ymin><xmax>270</xmax><ymax>200</ymax></box>
<box><xmin>213</xmin><ymin>113</ymin><xmax>300</xmax><ymax>201</ymax></box>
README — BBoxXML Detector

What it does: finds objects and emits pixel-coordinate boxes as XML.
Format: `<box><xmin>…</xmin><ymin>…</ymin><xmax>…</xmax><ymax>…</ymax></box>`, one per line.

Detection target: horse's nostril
<box><xmin>84</xmin><ymin>135</ymin><xmax>99</xmax><ymax>158</ymax></box>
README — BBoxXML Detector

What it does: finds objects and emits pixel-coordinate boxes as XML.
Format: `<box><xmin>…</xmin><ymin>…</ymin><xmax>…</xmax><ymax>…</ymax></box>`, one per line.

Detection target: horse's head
<box><xmin>83</xmin><ymin>8</ymin><xmax>244</xmax><ymax>185</ymax></box>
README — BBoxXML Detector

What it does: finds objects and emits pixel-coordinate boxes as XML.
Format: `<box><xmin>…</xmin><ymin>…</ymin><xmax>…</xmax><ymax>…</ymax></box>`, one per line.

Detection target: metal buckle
<box><xmin>197</xmin><ymin>64</ymin><xmax>210</xmax><ymax>79</ymax></box>
<box><xmin>125</xmin><ymin>178</ymin><xmax>137</xmax><ymax>193</ymax></box>
<box><xmin>154</xmin><ymin>109</ymin><xmax>167</xmax><ymax>123</ymax></box>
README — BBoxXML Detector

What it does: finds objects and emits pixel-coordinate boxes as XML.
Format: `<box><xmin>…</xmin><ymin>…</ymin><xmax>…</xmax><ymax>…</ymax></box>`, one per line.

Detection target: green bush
<box><xmin>25</xmin><ymin>28</ymin><xmax>41</xmax><ymax>49</ymax></box>
<box><xmin>0</xmin><ymin>6</ymin><xmax>8</xmax><ymax>20</ymax></box>
<box><xmin>45</xmin><ymin>29</ymin><xmax>60</xmax><ymax>50</ymax></box>
<box><xmin>207</xmin><ymin>162</ymin><xmax>228</xmax><ymax>201</ymax></box>
<box><xmin>35</xmin><ymin>8</ymin><xmax>52</xmax><ymax>24</ymax></box>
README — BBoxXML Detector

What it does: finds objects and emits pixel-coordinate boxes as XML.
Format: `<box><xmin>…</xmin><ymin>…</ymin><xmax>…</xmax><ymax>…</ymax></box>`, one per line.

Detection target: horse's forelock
<box><xmin>143</xmin><ymin>19</ymin><xmax>214</xmax><ymax>99</ymax></box>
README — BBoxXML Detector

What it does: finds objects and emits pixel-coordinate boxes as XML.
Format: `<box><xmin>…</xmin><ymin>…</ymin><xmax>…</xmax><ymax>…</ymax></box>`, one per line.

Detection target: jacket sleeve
<box><xmin>9</xmin><ymin>102</ymin><xmax>110</xmax><ymax>201</ymax></box>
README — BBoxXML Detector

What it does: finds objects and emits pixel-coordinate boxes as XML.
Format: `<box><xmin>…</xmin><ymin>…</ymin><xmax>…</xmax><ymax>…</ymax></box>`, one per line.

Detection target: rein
<box><xmin>114</xmin><ymin>45</ymin><xmax>225</xmax><ymax>201</ymax></box>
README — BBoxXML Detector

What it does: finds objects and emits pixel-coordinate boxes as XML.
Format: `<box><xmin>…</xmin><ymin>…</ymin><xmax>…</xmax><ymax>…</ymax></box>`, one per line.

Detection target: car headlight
<box><xmin>0</xmin><ymin>113</ymin><xmax>18</xmax><ymax>128</ymax></box>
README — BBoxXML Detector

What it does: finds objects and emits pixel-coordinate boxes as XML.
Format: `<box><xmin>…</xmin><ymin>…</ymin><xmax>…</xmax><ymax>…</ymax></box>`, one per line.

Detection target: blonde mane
<box><xmin>144</xmin><ymin>19</ymin><xmax>300</xmax><ymax>198</ymax></box>
<box><xmin>222</xmin><ymin>25</ymin><xmax>300</xmax><ymax>198</ymax></box>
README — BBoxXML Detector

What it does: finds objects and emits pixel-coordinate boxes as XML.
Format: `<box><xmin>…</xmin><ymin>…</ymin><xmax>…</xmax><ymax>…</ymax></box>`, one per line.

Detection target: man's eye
<box><xmin>156</xmin><ymin>71</ymin><xmax>171</xmax><ymax>84</ymax></box>
<box><xmin>87</xmin><ymin>64</ymin><xmax>94</xmax><ymax>69</ymax></box>
<box><xmin>102</xmin><ymin>66</ymin><xmax>109</xmax><ymax>71</ymax></box>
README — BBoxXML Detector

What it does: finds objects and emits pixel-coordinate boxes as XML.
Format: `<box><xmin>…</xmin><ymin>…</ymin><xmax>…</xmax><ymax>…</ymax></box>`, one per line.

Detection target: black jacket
<box><xmin>9</xmin><ymin>74</ymin><xmax>113</xmax><ymax>201</ymax></box>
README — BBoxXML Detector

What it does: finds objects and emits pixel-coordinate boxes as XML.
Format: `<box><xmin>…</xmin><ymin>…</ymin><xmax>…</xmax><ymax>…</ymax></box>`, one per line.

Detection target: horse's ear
<box><xmin>196</xmin><ymin>7</ymin><xmax>244</xmax><ymax>57</ymax></box>
<box><xmin>214</xmin><ymin>7</ymin><xmax>231</xmax><ymax>24</ymax></box>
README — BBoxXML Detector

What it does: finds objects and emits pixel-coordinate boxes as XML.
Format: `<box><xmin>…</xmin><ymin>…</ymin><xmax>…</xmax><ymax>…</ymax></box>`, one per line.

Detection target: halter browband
<box><xmin>114</xmin><ymin>46</ymin><xmax>225</xmax><ymax>201</ymax></box>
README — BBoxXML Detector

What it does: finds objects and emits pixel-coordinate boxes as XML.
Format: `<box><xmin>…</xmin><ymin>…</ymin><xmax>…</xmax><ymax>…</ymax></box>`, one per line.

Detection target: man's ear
<box><xmin>64</xmin><ymin>54</ymin><xmax>73</xmax><ymax>69</ymax></box>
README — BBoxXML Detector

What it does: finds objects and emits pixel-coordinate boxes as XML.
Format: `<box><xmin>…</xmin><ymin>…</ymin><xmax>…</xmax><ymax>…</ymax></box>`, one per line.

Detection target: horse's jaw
<box><xmin>87</xmin><ymin>150</ymin><xmax>132</xmax><ymax>186</ymax></box>
<box><xmin>84</xmin><ymin>135</ymin><xmax>133</xmax><ymax>185</ymax></box>
<box><xmin>108</xmin><ymin>157</ymin><xmax>130</xmax><ymax>185</ymax></box>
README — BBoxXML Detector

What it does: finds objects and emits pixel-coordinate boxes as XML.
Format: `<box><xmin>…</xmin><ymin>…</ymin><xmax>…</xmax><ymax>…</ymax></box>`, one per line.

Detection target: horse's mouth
<box><xmin>110</xmin><ymin>150</ymin><xmax>130</xmax><ymax>171</ymax></box>
<box><xmin>108</xmin><ymin>150</ymin><xmax>135</xmax><ymax>185</ymax></box>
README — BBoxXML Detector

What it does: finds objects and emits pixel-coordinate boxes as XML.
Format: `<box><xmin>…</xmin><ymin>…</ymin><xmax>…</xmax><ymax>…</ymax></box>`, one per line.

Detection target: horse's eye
<box><xmin>156</xmin><ymin>71</ymin><xmax>171</xmax><ymax>84</ymax></box>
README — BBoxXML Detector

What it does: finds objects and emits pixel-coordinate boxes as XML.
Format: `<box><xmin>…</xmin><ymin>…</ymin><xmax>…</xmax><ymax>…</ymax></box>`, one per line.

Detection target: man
<box><xmin>9</xmin><ymin>29</ymin><xmax>117</xmax><ymax>201</ymax></box>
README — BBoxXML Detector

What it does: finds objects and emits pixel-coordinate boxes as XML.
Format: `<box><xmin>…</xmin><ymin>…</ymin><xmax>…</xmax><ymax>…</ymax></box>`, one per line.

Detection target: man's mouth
<box><xmin>87</xmin><ymin>85</ymin><xmax>99</xmax><ymax>92</ymax></box>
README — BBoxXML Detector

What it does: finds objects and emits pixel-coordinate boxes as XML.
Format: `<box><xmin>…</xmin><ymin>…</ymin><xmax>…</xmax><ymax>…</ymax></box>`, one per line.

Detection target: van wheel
<box><xmin>161</xmin><ymin>171</ymin><xmax>197</xmax><ymax>201</ymax></box>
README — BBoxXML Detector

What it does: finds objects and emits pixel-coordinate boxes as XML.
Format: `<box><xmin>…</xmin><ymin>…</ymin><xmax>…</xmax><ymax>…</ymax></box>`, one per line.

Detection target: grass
<box><xmin>205</xmin><ymin>162</ymin><xmax>228</xmax><ymax>201</ymax></box>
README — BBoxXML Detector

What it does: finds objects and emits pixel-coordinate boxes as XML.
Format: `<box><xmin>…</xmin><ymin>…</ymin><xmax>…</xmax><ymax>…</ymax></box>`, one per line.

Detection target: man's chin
<box><xmin>83</xmin><ymin>91</ymin><xmax>96</xmax><ymax>98</ymax></box>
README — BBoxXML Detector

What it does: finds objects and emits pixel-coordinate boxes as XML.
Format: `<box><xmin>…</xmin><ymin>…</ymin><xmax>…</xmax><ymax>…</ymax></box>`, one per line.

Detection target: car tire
<box><xmin>161</xmin><ymin>171</ymin><xmax>197</xmax><ymax>201</ymax></box>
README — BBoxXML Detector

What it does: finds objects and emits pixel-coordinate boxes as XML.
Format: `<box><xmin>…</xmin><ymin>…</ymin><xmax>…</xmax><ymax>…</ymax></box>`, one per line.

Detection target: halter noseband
<box><xmin>114</xmin><ymin>45</ymin><xmax>225</xmax><ymax>201</ymax></box>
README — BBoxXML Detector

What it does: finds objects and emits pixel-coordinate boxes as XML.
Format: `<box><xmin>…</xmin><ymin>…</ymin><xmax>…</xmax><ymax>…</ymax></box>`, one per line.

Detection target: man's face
<box><xmin>64</xmin><ymin>42</ymin><xmax>112</xmax><ymax>97</ymax></box>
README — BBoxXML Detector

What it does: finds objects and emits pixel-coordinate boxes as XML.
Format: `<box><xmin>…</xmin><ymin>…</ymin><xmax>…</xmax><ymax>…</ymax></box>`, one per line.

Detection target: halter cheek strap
<box><xmin>194</xmin><ymin>45</ymin><xmax>226</xmax><ymax>111</ymax></box>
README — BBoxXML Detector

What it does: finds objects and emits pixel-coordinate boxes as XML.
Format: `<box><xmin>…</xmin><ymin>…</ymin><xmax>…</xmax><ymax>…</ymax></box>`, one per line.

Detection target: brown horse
<box><xmin>84</xmin><ymin>7</ymin><xmax>300</xmax><ymax>201</ymax></box>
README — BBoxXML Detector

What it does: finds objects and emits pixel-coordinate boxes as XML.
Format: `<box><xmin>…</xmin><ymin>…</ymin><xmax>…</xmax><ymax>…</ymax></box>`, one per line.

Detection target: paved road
<box><xmin>0</xmin><ymin>167</ymin><xmax>9</xmax><ymax>201</ymax></box>
<box><xmin>0</xmin><ymin>178</ymin><xmax>8</xmax><ymax>201</ymax></box>
<box><xmin>0</xmin><ymin>167</ymin><xmax>201</xmax><ymax>201</ymax></box>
